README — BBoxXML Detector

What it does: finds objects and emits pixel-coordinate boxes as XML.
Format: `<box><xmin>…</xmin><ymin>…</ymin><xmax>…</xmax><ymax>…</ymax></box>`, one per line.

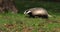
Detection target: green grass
<box><xmin>0</xmin><ymin>1</ymin><xmax>60</xmax><ymax>32</ymax></box>
<box><xmin>0</xmin><ymin>13</ymin><xmax>60</xmax><ymax>32</ymax></box>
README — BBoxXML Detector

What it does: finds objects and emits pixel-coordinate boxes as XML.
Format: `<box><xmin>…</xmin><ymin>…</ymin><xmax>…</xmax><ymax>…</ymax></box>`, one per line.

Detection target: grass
<box><xmin>0</xmin><ymin>1</ymin><xmax>60</xmax><ymax>32</ymax></box>
<box><xmin>0</xmin><ymin>13</ymin><xmax>60</xmax><ymax>32</ymax></box>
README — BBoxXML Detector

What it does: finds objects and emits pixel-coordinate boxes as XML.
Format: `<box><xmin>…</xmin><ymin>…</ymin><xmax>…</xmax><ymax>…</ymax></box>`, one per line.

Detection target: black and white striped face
<box><xmin>24</xmin><ymin>10</ymin><xmax>31</xmax><ymax>15</ymax></box>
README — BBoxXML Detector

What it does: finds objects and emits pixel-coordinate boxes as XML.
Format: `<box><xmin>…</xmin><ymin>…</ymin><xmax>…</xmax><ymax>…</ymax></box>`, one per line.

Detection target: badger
<box><xmin>24</xmin><ymin>8</ymin><xmax>52</xmax><ymax>19</ymax></box>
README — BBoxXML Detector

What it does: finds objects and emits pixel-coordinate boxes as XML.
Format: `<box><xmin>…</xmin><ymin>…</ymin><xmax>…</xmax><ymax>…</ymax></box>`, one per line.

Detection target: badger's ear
<box><xmin>27</xmin><ymin>10</ymin><xmax>31</xmax><ymax>13</ymax></box>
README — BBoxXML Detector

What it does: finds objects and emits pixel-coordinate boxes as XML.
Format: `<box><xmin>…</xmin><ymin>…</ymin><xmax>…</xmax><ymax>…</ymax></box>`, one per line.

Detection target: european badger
<box><xmin>24</xmin><ymin>8</ymin><xmax>52</xmax><ymax>18</ymax></box>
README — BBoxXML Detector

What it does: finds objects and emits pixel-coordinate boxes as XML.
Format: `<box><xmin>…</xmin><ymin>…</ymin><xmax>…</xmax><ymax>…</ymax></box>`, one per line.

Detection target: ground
<box><xmin>0</xmin><ymin>0</ymin><xmax>60</xmax><ymax>32</ymax></box>
<box><xmin>0</xmin><ymin>13</ymin><xmax>60</xmax><ymax>32</ymax></box>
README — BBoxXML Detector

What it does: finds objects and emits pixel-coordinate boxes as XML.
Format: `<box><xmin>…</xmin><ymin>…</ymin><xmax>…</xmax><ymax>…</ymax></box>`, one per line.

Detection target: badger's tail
<box><xmin>48</xmin><ymin>14</ymin><xmax>53</xmax><ymax>17</ymax></box>
<box><xmin>48</xmin><ymin>14</ymin><xmax>56</xmax><ymax>18</ymax></box>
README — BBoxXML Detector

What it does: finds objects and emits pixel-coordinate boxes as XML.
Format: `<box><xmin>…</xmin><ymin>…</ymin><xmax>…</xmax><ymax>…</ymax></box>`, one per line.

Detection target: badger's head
<box><xmin>24</xmin><ymin>10</ymin><xmax>32</xmax><ymax>15</ymax></box>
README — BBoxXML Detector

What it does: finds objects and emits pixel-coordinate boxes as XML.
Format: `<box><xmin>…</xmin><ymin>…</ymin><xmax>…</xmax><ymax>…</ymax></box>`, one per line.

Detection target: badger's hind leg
<box><xmin>38</xmin><ymin>15</ymin><xmax>48</xmax><ymax>19</ymax></box>
<box><xmin>42</xmin><ymin>15</ymin><xmax>48</xmax><ymax>19</ymax></box>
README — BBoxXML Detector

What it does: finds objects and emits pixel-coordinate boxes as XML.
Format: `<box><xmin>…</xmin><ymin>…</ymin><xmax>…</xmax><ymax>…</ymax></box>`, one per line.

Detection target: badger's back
<box><xmin>30</xmin><ymin>8</ymin><xmax>48</xmax><ymax>16</ymax></box>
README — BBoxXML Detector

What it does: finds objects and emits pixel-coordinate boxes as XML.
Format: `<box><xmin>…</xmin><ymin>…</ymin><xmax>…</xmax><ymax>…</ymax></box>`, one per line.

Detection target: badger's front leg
<box><xmin>28</xmin><ymin>15</ymin><xmax>35</xmax><ymax>18</ymax></box>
